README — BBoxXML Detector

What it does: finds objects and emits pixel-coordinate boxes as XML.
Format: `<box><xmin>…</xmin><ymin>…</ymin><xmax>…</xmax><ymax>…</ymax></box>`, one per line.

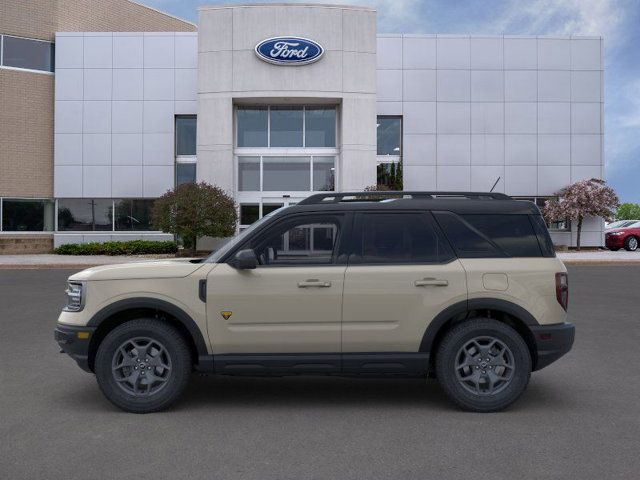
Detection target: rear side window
<box><xmin>461</xmin><ymin>214</ymin><xmax>542</xmax><ymax>257</ymax></box>
<box><xmin>530</xmin><ymin>215</ymin><xmax>556</xmax><ymax>257</ymax></box>
<box><xmin>352</xmin><ymin>212</ymin><xmax>454</xmax><ymax>264</ymax></box>
<box><xmin>433</xmin><ymin>212</ymin><xmax>502</xmax><ymax>258</ymax></box>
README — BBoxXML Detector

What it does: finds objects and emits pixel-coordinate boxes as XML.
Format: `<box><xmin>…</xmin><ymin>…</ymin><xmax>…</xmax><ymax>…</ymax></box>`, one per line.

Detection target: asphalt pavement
<box><xmin>1</xmin><ymin>266</ymin><xmax>639</xmax><ymax>479</ymax></box>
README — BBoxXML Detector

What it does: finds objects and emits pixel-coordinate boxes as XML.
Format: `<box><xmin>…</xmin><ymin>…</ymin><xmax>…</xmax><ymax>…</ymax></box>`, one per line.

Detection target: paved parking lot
<box><xmin>1</xmin><ymin>266</ymin><xmax>639</xmax><ymax>479</ymax></box>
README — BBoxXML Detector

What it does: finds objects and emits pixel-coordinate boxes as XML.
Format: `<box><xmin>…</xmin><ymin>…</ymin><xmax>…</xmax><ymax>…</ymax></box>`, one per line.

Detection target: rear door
<box><xmin>341</xmin><ymin>211</ymin><xmax>467</xmax><ymax>353</ymax></box>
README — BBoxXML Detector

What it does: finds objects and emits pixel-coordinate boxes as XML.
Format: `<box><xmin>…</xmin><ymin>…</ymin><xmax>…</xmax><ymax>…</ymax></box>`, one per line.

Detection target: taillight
<box><xmin>555</xmin><ymin>272</ymin><xmax>569</xmax><ymax>311</ymax></box>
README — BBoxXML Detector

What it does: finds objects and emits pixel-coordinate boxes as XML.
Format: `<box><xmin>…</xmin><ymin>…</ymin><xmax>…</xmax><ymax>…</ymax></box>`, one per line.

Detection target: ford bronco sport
<box><xmin>55</xmin><ymin>191</ymin><xmax>574</xmax><ymax>413</ymax></box>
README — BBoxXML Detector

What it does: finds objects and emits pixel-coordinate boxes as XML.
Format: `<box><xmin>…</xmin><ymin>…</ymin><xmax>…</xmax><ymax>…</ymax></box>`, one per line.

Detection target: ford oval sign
<box><xmin>255</xmin><ymin>37</ymin><xmax>324</xmax><ymax>66</ymax></box>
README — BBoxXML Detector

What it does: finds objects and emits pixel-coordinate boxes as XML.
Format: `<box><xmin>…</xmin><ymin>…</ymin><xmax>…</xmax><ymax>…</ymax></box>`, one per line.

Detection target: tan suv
<box><xmin>55</xmin><ymin>191</ymin><xmax>574</xmax><ymax>413</ymax></box>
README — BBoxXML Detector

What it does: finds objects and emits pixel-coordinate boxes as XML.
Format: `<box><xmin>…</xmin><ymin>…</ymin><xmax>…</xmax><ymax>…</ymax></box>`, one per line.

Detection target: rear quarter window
<box><xmin>434</xmin><ymin>212</ymin><xmax>547</xmax><ymax>258</ymax></box>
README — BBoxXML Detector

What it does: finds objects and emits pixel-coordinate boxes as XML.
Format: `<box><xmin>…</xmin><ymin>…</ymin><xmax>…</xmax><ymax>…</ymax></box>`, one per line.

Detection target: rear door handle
<box><xmin>298</xmin><ymin>279</ymin><xmax>332</xmax><ymax>288</ymax></box>
<box><xmin>414</xmin><ymin>278</ymin><xmax>449</xmax><ymax>287</ymax></box>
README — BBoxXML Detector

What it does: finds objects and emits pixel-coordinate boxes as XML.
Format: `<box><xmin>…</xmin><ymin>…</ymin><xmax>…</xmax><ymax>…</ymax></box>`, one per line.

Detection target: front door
<box><xmin>206</xmin><ymin>212</ymin><xmax>348</xmax><ymax>355</ymax></box>
<box><xmin>341</xmin><ymin>211</ymin><xmax>467</xmax><ymax>353</ymax></box>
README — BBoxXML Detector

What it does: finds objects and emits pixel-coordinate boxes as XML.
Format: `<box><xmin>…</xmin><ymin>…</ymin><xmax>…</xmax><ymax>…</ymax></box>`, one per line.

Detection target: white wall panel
<box><xmin>83</xmin><ymin>35</ymin><xmax>112</xmax><ymax>69</ymax></box>
<box><xmin>470</xmin><ymin>37</ymin><xmax>503</xmax><ymax>69</ymax></box>
<box><xmin>504</xmin><ymin>38</ymin><xmax>537</xmax><ymax>69</ymax></box>
<box><xmin>403</xmin><ymin>70</ymin><xmax>436</xmax><ymax>101</ymax></box>
<box><xmin>437</xmin><ymin>70</ymin><xmax>470</xmax><ymax>101</ymax></box>
<box><xmin>437</xmin><ymin>135</ymin><xmax>471</xmax><ymax>165</ymax></box>
<box><xmin>113</xmin><ymin>36</ymin><xmax>143</xmax><ymax>68</ymax></box>
<box><xmin>83</xmin><ymin>69</ymin><xmax>112</xmax><ymax>101</ymax></box>
<box><xmin>402</xmin><ymin>36</ymin><xmax>436</xmax><ymax>69</ymax></box>
<box><xmin>471</xmin><ymin>135</ymin><xmax>504</xmax><ymax>165</ymax></box>
<box><xmin>437</xmin><ymin>103</ymin><xmax>470</xmax><ymax>134</ymax></box>
<box><xmin>471</xmin><ymin>103</ymin><xmax>504</xmax><ymax>134</ymax></box>
<box><xmin>505</xmin><ymin>71</ymin><xmax>537</xmax><ymax>102</ymax></box>
<box><xmin>436</xmin><ymin>37</ymin><xmax>470</xmax><ymax>69</ymax></box>
<box><xmin>82</xmin><ymin>134</ymin><xmax>111</xmax><ymax>165</ymax></box>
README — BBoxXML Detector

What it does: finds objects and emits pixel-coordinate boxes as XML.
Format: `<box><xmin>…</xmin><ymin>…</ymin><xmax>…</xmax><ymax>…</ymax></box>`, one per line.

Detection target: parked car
<box><xmin>605</xmin><ymin>220</ymin><xmax>639</xmax><ymax>230</ymax></box>
<box><xmin>55</xmin><ymin>191</ymin><xmax>574</xmax><ymax>413</ymax></box>
<box><xmin>605</xmin><ymin>222</ymin><xmax>640</xmax><ymax>251</ymax></box>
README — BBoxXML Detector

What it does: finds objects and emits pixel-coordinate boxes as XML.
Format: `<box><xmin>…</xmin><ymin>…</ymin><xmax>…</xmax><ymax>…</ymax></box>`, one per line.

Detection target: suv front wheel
<box><xmin>436</xmin><ymin>318</ymin><xmax>531</xmax><ymax>412</ymax></box>
<box><xmin>95</xmin><ymin>319</ymin><xmax>192</xmax><ymax>413</ymax></box>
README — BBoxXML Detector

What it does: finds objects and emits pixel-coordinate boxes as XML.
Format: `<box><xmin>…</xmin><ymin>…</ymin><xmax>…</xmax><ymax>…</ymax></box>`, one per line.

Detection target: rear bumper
<box><xmin>54</xmin><ymin>324</ymin><xmax>96</xmax><ymax>373</ymax></box>
<box><xmin>531</xmin><ymin>322</ymin><xmax>575</xmax><ymax>371</ymax></box>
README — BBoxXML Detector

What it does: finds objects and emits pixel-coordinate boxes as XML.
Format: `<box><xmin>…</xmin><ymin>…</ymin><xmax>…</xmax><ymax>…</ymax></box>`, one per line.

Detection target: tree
<box><xmin>543</xmin><ymin>178</ymin><xmax>619</xmax><ymax>251</ymax></box>
<box><xmin>616</xmin><ymin>203</ymin><xmax>640</xmax><ymax>220</ymax></box>
<box><xmin>152</xmin><ymin>182</ymin><xmax>237</xmax><ymax>255</ymax></box>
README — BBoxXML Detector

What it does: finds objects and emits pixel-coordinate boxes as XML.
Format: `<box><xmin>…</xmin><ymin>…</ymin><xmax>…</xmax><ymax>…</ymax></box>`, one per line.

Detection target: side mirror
<box><xmin>230</xmin><ymin>249</ymin><xmax>258</xmax><ymax>270</ymax></box>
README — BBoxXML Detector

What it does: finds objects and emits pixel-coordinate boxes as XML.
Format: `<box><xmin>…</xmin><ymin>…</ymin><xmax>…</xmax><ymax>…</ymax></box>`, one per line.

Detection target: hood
<box><xmin>69</xmin><ymin>258</ymin><xmax>206</xmax><ymax>281</ymax></box>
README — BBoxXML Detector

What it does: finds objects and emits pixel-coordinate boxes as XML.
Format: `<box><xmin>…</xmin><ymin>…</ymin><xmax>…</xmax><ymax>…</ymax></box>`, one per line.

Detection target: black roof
<box><xmin>277</xmin><ymin>191</ymin><xmax>541</xmax><ymax>216</ymax></box>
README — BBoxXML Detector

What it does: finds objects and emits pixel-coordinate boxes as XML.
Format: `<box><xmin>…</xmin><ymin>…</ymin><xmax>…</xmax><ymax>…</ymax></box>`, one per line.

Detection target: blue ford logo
<box><xmin>255</xmin><ymin>37</ymin><xmax>324</xmax><ymax>66</ymax></box>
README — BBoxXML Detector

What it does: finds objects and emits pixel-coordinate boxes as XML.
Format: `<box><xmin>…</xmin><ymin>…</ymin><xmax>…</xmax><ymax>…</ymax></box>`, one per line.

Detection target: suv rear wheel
<box><xmin>95</xmin><ymin>319</ymin><xmax>192</xmax><ymax>413</ymax></box>
<box><xmin>436</xmin><ymin>318</ymin><xmax>531</xmax><ymax>412</ymax></box>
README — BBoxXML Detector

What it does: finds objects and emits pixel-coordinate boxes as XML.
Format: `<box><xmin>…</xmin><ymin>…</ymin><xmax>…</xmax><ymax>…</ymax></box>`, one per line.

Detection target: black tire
<box><xmin>435</xmin><ymin>318</ymin><xmax>531</xmax><ymax>412</ymax></box>
<box><xmin>624</xmin><ymin>236</ymin><xmax>638</xmax><ymax>251</ymax></box>
<box><xmin>95</xmin><ymin>319</ymin><xmax>192</xmax><ymax>413</ymax></box>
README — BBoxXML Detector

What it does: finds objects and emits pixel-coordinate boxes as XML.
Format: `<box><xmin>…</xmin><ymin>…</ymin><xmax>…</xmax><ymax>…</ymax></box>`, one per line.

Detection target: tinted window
<box><xmin>377</xmin><ymin>117</ymin><xmax>402</xmax><ymax>156</ymax></box>
<box><xmin>176</xmin><ymin>163</ymin><xmax>196</xmax><ymax>186</ymax></box>
<box><xmin>462</xmin><ymin>214</ymin><xmax>542</xmax><ymax>257</ymax></box>
<box><xmin>433</xmin><ymin>212</ymin><xmax>502</xmax><ymax>258</ymax></box>
<box><xmin>2</xmin><ymin>199</ymin><xmax>54</xmax><ymax>231</ymax></box>
<box><xmin>262</xmin><ymin>156</ymin><xmax>310</xmax><ymax>191</ymax></box>
<box><xmin>114</xmin><ymin>199</ymin><xmax>154</xmax><ymax>231</ymax></box>
<box><xmin>57</xmin><ymin>199</ymin><xmax>112</xmax><ymax>231</ymax></box>
<box><xmin>354</xmin><ymin>213</ymin><xmax>454</xmax><ymax>264</ymax></box>
<box><xmin>237</xmin><ymin>107</ymin><xmax>268</xmax><ymax>147</ymax></box>
<box><xmin>305</xmin><ymin>107</ymin><xmax>336</xmax><ymax>147</ymax></box>
<box><xmin>247</xmin><ymin>215</ymin><xmax>342</xmax><ymax>266</ymax></box>
<box><xmin>175</xmin><ymin>116</ymin><xmax>196</xmax><ymax>155</ymax></box>
<box><xmin>270</xmin><ymin>107</ymin><xmax>303</xmax><ymax>147</ymax></box>
<box><xmin>2</xmin><ymin>36</ymin><xmax>54</xmax><ymax>72</ymax></box>
<box><xmin>530</xmin><ymin>215</ymin><xmax>556</xmax><ymax>257</ymax></box>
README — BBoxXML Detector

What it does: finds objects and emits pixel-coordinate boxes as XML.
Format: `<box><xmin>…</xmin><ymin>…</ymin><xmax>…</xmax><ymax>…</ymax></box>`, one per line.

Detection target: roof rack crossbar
<box><xmin>298</xmin><ymin>191</ymin><xmax>511</xmax><ymax>205</ymax></box>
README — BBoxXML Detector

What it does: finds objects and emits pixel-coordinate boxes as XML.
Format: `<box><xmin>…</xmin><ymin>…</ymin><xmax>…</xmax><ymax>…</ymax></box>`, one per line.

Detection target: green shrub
<box><xmin>54</xmin><ymin>240</ymin><xmax>178</xmax><ymax>256</ymax></box>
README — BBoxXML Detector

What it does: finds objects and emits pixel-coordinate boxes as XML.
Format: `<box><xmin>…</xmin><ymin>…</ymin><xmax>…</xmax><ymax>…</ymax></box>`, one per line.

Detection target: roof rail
<box><xmin>298</xmin><ymin>191</ymin><xmax>511</xmax><ymax>205</ymax></box>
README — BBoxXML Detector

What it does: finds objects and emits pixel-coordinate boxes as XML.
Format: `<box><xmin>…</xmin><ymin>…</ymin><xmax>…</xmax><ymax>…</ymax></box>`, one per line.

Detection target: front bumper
<box><xmin>531</xmin><ymin>322</ymin><xmax>575</xmax><ymax>371</ymax></box>
<box><xmin>605</xmin><ymin>235</ymin><xmax>625</xmax><ymax>248</ymax></box>
<box><xmin>54</xmin><ymin>324</ymin><xmax>96</xmax><ymax>373</ymax></box>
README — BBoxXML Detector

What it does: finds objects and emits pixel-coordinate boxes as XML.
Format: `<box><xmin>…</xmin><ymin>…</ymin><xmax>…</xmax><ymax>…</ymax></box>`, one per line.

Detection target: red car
<box><xmin>606</xmin><ymin>222</ymin><xmax>640</xmax><ymax>251</ymax></box>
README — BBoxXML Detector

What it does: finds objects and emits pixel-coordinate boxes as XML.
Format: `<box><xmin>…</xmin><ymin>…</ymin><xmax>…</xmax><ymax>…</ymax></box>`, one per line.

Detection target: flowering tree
<box><xmin>543</xmin><ymin>178</ymin><xmax>619</xmax><ymax>250</ymax></box>
<box><xmin>152</xmin><ymin>182</ymin><xmax>237</xmax><ymax>256</ymax></box>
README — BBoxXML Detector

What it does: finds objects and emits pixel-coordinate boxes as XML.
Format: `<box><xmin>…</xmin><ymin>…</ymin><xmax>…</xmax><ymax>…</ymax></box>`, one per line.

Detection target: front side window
<box><xmin>353</xmin><ymin>212</ymin><xmax>454</xmax><ymax>264</ymax></box>
<box><xmin>245</xmin><ymin>215</ymin><xmax>342</xmax><ymax>266</ymax></box>
<box><xmin>57</xmin><ymin>199</ymin><xmax>112</xmax><ymax>231</ymax></box>
<box><xmin>1</xmin><ymin>199</ymin><xmax>54</xmax><ymax>231</ymax></box>
<box><xmin>114</xmin><ymin>199</ymin><xmax>154</xmax><ymax>231</ymax></box>
<box><xmin>1</xmin><ymin>35</ymin><xmax>54</xmax><ymax>72</ymax></box>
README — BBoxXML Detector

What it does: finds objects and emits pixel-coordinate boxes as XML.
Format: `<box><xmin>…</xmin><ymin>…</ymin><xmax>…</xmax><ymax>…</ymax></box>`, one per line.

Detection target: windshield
<box><xmin>206</xmin><ymin>207</ymin><xmax>289</xmax><ymax>263</ymax></box>
<box><xmin>607</xmin><ymin>220</ymin><xmax>637</xmax><ymax>229</ymax></box>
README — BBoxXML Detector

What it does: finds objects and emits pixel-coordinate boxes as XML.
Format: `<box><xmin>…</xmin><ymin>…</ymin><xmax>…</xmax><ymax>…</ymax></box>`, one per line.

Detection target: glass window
<box><xmin>57</xmin><ymin>199</ymin><xmax>112</xmax><ymax>231</ymax></box>
<box><xmin>114</xmin><ymin>199</ymin><xmax>155</xmax><ymax>231</ymax></box>
<box><xmin>237</xmin><ymin>107</ymin><xmax>268</xmax><ymax>147</ymax></box>
<box><xmin>2</xmin><ymin>199</ymin><xmax>54</xmax><ymax>231</ymax></box>
<box><xmin>263</xmin><ymin>156</ymin><xmax>310</xmax><ymax>191</ymax></box>
<box><xmin>240</xmin><ymin>204</ymin><xmax>259</xmax><ymax>225</ymax></box>
<box><xmin>354</xmin><ymin>213</ymin><xmax>453</xmax><ymax>264</ymax></box>
<box><xmin>377</xmin><ymin>117</ymin><xmax>402</xmax><ymax>156</ymax></box>
<box><xmin>175</xmin><ymin>116</ymin><xmax>196</xmax><ymax>156</ymax></box>
<box><xmin>248</xmin><ymin>215</ymin><xmax>342</xmax><ymax>266</ymax></box>
<box><xmin>263</xmin><ymin>203</ymin><xmax>284</xmax><ymax>216</ymax></box>
<box><xmin>313</xmin><ymin>157</ymin><xmax>335</xmax><ymax>191</ymax></box>
<box><xmin>270</xmin><ymin>107</ymin><xmax>303</xmax><ymax>147</ymax></box>
<box><xmin>238</xmin><ymin>156</ymin><xmax>260</xmax><ymax>191</ymax></box>
<box><xmin>377</xmin><ymin>161</ymin><xmax>403</xmax><ymax>190</ymax></box>
<box><xmin>2</xmin><ymin>36</ymin><xmax>54</xmax><ymax>72</ymax></box>
<box><xmin>434</xmin><ymin>212</ymin><xmax>501</xmax><ymax>258</ymax></box>
<box><xmin>305</xmin><ymin>107</ymin><xmax>336</xmax><ymax>147</ymax></box>
<box><xmin>530</xmin><ymin>215</ymin><xmax>556</xmax><ymax>258</ymax></box>
<box><xmin>535</xmin><ymin>198</ymin><xmax>570</xmax><ymax>231</ymax></box>
<box><xmin>176</xmin><ymin>163</ymin><xmax>196</xmax><ymax>186</ymax></box>
<box><xmin>461</xmin><ymin>214</ymin><xmax>542</xmax><ymax>257</ymax></box>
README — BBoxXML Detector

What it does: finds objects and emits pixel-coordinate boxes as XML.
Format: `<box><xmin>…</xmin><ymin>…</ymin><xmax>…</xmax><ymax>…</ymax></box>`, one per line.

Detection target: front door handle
<box><xmin>414</xmin><ymin>278</ymin><xmax>449</xmax><ymax>287</ymax></box>
<box><xmin>298</xmin><ymin>279</ymin><xmax>332</xmax><ymax>288</ymax></box>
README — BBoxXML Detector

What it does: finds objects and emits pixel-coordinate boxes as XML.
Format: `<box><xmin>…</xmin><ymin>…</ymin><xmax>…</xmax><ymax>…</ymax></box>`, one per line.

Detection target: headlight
<box><xmin>63</xmin><ymin>282</ymin><xmax>85</xmax><ymax>312</ymax></box>
<box><xmin>608</xmin><ymin>231</ymin><xmax>624</xmax><ymax>236</ymax></box>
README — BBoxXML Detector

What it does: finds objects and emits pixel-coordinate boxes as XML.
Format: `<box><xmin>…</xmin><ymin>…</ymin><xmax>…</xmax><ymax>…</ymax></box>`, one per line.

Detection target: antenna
<box><xmin>490</xmin><ymin>176</ymin><xmax>501</xmax><ymax>193</ymax></box>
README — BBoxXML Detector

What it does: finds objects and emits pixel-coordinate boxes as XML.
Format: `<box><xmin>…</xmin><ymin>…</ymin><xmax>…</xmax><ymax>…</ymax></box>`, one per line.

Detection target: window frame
<box><xmin>0</xmin><ymin>34</ymin><xmax>54</xmax><ymax>75</ymax></box>
<box><xmin>348</xmin><ymin>210</ymin><xmax>456</xmax><ymax>266</ymax></box>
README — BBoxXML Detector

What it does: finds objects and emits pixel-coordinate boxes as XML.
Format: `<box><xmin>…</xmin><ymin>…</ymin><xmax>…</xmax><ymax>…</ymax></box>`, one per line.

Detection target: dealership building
<box><xmin>0</xmin><ymin>1</ymin><xmax>605</xmax><ymax>251</ymax></box>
